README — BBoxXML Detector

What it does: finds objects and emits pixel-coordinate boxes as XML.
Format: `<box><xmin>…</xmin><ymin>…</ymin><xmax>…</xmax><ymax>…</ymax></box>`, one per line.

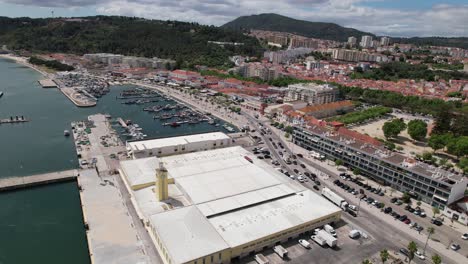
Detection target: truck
<box><xmin>322</xmin><ymin>187</ymin><xmax>349</xmax><ymax>210</ymax></box>
<box><xmin>324</xmin><ymin>224</ymin><xmax>337</xmax><ymax>237</ymax></box>
<box><xmin>311</xmin><ymin>235</ymin><xmax>327</xmax><ymax>247</ymax></box>
<box><xmin>317</xmin><ymin>230</ymin><xmax>338</xmax><ymax>248</ymax></box>
<box><xmin>254</xmin><ymin>254</ymin><xmax>269</xmax><ymax>264</ymax></box>
<box><xmin>273</xmin><ymin>245</ymin><xmax>288</xmax><ymax>259</ymax></box>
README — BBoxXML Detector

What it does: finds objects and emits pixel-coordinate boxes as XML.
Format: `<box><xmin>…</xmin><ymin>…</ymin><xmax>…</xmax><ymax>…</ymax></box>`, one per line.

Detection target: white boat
<box><xmin>0</xmin><ymin>91</ymin><xmax>3</xmax><ymax>98</ymax></box>
<box><xmin>64</xmin><ymin>130</ymin><xmax>70</xmax><ymax>136</ymax></box>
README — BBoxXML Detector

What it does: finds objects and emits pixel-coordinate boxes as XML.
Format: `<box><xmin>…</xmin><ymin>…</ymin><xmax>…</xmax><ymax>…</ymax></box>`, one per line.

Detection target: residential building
<box><xmin>120</xmin><ymin>145</ymin><xmax>342</xmax><ymax>264</ymax></box>
<box><xmin>380</xmin><ymin>37</ymin><xmax>391</xmax><ymax>46</ymax></box>
<box><xmin>347</xmin><ymin>36</ymin><xmax>357</xmax><ymax>46</ymax></box>
<box><xmin>292</xmin><ymin>124</ymin><xmax>467</xmax><ymax>209</ymax></box>
<box><xmin>285</xmin><ymin>83</ymin><xmax>339</xmax><ymax>105</ymax></box>
<box><xmin>360</xmin><ymin>35</ymin><xmax>373</xmax><ymax>48</ymax></box>
<box><xmin>331</xmin><ymin>49</ymin><xmax>387</xmax><ymax>62</ymax></box>
<box><xmin>264</xmin><ymin>48</ymin><xmax>312</xmax><ymax>64</ymax></box>
<box><xmin>296</xmin><ymin>100</ymin><xmax>354</xmax><ymax>119</ymax></box>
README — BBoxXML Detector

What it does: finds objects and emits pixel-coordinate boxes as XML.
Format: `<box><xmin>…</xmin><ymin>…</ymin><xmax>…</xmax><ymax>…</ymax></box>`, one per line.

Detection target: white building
<box><xmin>360</xmin><ymin>35</ymin><xmax>373</xmax><ymax>48</ymax></box>
<box><xmin>380</xmin><ymin>37</ymin><xmax>391</xmax><ymax>46</ymax></box>
<box><xmin>347</xmin><ymin>36</ymin><xmax>357</xmax><ymax>46</ymax></box>
<box><xmin>285</xmin><ymin>83</ymin><xmax>339</xmax><ymax>105</ymax></box>
<box><xmin>120</xmin><ymin>146</ymin><xmax>342</xmax><ymax>264</ymax></box>
<box><xmin>126</xmin><ymin>132</ymin><xmax>232</xmax><ymax>158</ymax></box>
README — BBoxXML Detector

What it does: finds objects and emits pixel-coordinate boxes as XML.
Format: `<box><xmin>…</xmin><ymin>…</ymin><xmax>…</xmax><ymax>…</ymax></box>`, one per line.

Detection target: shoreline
<box><xmin>0</xmin><ymin>53</ymin><xmax>50</xmax><ymax>77</ymax></box>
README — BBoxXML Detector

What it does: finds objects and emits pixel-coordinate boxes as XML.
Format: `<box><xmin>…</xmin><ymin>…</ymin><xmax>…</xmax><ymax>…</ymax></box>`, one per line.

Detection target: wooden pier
<box><xmin>0</xmin><ymin>169</ymin><xmax>78</xmax><ymax>191</ymax></box>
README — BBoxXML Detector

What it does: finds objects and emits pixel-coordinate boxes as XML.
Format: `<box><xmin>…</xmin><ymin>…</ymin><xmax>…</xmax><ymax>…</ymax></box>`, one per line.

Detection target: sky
<box><xmin>0</xmin><ymin>0</ymin><xmax>467</xmax><ymax>38</ymax></box>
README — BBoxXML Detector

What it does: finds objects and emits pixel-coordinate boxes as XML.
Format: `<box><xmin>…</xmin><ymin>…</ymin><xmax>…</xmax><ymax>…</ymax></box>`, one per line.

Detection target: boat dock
<box><xmin>0</xmin><ymin>116</ymin><xmax>29</xmax><ymax>124</ymax></box>
<box><xmin>116</xmin><ymin>117</ymin><xmax>128</xmax><ymax>128</ymax></box>
<box><xmin>38</xmin><ymin>79</ymin><xmax>58</xmax><ymax>88</ymax></box>
<box><xmin>61</xmin><ymin>87</ymin><xmax>97</xmax><ymax>107</ymax></box>
<box><xmin>0</xmin><ymin>169</ymin><xmax>78</xmax><ymax>191</ymax></box>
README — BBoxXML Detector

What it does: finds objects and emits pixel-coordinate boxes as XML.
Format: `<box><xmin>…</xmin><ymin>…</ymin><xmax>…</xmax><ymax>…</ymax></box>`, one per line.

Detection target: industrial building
<box><xmin>119</xmin><ymin>144</ymin><xmax>342</xmax><ymax>264</ymax></box>
<box><xmin>285</xmin><ymin>83</ymin><xmax>339</xmax><ymax>105</ymax></box>
<box><xmin>126</xmin><ymin>132</ymin><xmax>232</xmax><ymax>158</ymax></box>
<box><xmin>292</xmin><ymin>125</ymin><xmax>467</xmax><ymax>209</ymax></box>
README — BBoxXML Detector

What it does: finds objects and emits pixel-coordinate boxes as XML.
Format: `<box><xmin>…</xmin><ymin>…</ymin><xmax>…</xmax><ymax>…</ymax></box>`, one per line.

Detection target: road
<box><xmin>242</xmin><ymin>111</ymin><xmax>464</xmax><ymax>264</ymax></box>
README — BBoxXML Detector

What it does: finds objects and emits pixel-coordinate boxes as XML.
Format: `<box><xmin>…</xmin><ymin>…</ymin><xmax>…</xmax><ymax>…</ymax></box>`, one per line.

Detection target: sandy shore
<box><xmin>0</xmin><ymin>53</ymin><xmax>50</xmax><ymax>77</ymax></box>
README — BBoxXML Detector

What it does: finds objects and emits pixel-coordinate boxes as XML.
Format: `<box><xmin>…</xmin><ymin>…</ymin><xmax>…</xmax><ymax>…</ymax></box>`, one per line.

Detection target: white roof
<box><xmin>150</xmin><ymin>206</ymin><xmax>229</xmax><ymax>264</ymax></box>
<box><xmin>128</xmin><ymin>132</ymin><xmax>229</xmax><ymax>151</ymax></box>
<box><xmin>160</xmin><ymin>146</ymin><xmax>303</xmax><ymax>204</ymax></box>
<box><xmin>209</xmin><ymin>190</ymin><xmax>341</xmax><ymax>248</ymax></box>
<box><xmin>120</xmin><ymin>157</ymin><xmax>158</xmax><ymax>187</ymax></box>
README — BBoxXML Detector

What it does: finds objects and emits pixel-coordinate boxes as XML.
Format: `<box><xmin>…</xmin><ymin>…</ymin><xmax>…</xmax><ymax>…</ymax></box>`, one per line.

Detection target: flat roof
<box><xmin>208</xmin><ymin>190</ymin><xmax>341</xmax><ymax>248</ymax></box>
<box><xmin>150</xmin><ymin>206</ymin><xmax>229</xmax><ymax>264</ymax></box>
<box><xmin>128</xmin><ymin>132</ymin><xmax>230</xmax><ymax>152</ymax></box>
<box><xmin>120</xmin><ymin>156</ymin><xmax>158</xmax><ymax>187</ymax></box>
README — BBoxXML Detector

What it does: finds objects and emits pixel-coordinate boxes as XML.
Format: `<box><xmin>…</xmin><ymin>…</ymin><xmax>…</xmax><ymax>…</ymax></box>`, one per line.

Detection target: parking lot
<box><xmin>235</xmin><ymin>223</ymin><xmax>378</xmax><ymax>264</ymax></box>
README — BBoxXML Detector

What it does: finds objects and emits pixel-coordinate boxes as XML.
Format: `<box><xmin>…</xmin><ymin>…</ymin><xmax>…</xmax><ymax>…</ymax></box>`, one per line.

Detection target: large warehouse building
<box><xmin>120</xmin><ymin>143</ymin><xmax>341</xmax><ymax>264</ymax></box>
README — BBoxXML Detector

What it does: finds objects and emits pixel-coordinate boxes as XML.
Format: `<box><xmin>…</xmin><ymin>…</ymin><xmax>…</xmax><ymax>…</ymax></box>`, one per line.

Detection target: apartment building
<box><xmin>360</xmin><ymin>35</ymin><xmax>373</xmax><ymax>48</ymax></box>
<box><xmin>285</xmin><ymin>83</ymin><xmax>339</xmax><ymax>105</ymax></box>
<box><xmin>292</xmin><ymin>125</ymin><xmax>467</xmax><ymax>209</ymax></box>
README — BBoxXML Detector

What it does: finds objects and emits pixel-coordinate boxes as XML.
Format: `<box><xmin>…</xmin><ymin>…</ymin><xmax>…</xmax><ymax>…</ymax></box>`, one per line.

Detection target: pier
<box><xmin>0</xmin><ymin>116</ymin><xmax>29</xmax><ymax>124</ymax></box>
<box><xmin>38</xmin><ymin>79</ymin><xmax>57</xmax><ymax>88</ymax></box>
<box><xmin>0</xmin><ymin>169</ymin><xmax>78</xmax><ymax>191</ymax></box>
<box><xmin>60</xmin><ymin>87</ymin><xmax>97</xmax><ymax>107</ymax></box>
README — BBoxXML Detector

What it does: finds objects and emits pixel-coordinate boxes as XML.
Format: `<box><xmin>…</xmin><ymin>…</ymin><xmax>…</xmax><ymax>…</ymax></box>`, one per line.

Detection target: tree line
<box><xmin>28</xmin><ymin>56</ymin><xmax>74</xmax><ymax>71</ymax></box>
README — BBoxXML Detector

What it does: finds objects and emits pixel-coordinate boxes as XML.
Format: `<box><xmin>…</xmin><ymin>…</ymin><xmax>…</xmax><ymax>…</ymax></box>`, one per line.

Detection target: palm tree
<box><xmin>423</xmin><ymin>227</ymin><xmax>435</xmax><ymax>255</ymax></box>
<box><xmin>362</xmin><ymin>260</ymin><xmax>372</xmax><ymax>264</ymax></box>
<box><xmin>431</xmin><ymin>254</ymin><xmax>441</xmax><ymax>264</ymax></box>
<box><xmin>407</xmin><ymin>241</ymin><xmax>418</xmax><ymax>264</ymax></box>
<box><xmin>380</xmin><ymin>249</ymin><xmax>389</xmax><ymax>263</ymax></box>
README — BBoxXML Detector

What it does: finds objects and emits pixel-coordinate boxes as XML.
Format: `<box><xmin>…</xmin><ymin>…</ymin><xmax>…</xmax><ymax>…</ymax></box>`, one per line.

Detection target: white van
<box><xmin>324</xmin><ymin>224</ymin><xmax>337</xmax><ymax>237</ymax></box>
<box><xmin>254</xmin><ymin>254</ymin><xmax>269</xmax><ymax>264</ymax></box>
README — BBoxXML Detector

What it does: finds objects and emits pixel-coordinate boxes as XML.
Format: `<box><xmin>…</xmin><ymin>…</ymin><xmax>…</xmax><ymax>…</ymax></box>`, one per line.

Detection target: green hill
<box><xmin>0</xmin><ymin>16</ymin><xmax>264</xmax><ymax>68</ymax></box>
<box><xmin>222</xmin><ymin>13</ymin><xmax>374</xmax><ymax>42</ymax></box>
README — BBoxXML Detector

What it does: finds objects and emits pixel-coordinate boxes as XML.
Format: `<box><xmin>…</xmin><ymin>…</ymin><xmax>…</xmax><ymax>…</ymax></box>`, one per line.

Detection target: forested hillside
<box><xmin>0</xmin><ymin>16</ymin><xmax>264</xmax><ymax>68</ymax></box>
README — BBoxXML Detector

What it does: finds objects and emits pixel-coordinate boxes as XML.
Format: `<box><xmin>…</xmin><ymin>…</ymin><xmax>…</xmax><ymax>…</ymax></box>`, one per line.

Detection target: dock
<box><xmin>73</xmin><ymin>114</ymin><xmax>154</xmax><ymax>263</ymax></box>
<box><xmin>38</xmin><ymin>79</ymin><xmax>57</xmax><ymax>88</ymax></box>
<box><xmin>61</xmin><ymin>87</ymin><xmax>97</xmax><ymax>107</ymax></box>
<box><xmin>0</xmin><ymin>116</ymin><xmax>29</xmax><ymax>124</ymax></box>
<box><xmin>0</xmin><ymin>169</ymin><xmax>78</xmax><ymax>191</ymax></box>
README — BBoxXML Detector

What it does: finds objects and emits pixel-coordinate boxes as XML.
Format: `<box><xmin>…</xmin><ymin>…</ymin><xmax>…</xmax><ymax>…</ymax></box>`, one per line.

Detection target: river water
<box><xmin>0</xmin><ymin>58</ymin><xmax>229</xmax><ymax>264</ymax></box>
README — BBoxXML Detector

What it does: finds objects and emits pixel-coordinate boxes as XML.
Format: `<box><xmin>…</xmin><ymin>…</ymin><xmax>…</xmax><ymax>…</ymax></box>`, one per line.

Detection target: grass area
<box><xmin>329</xmin><ymin>106</ymin><xmax>392</xmax><ymax>125</ymax></box>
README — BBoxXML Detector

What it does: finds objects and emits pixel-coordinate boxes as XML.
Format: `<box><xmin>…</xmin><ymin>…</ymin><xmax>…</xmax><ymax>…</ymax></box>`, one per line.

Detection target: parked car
<box><xmin>399</xmin><ymin>215</ymin><xmax>408</xmax><ymax>221</ymax></box>
<box><xmin>399</xmin><ymin>248</ymin><xmax>409</xmax><ymax>257</ymax></box>
<box><xmin>462</xmin><ymin>233</ymin><xmax>468</xmax><ymax>240</ymax></box>
<box><xmin>416</xmin><ymin>226</ymin><xmax>424</xmax><ymax>232</ymax></box>
<box><xmin>390</xmin><ymin>198</ymin><xmax>398</xmax><ymax>203</ymax></box>
<box><xmin>313</xmin><ymin>185</ymin><xmax>320</xmax><ymax>191</ymax></box>
<box><xmin>415</xmin><ymin>251</ymin><xmax>426</xmax><ymax>260</ymax></box>
<box><xmin>431</xmin><ymin>218</ymin><xmax>443</xmax><ymax>226</ymax></box>
<box><xmin>300</xmin><ymin>164</ymin><xmax>306</xmax><ymax>168</ymax></box>
<box><xmin>384</xmin><ymin>207</ymin><xmax>393</xmax><ymax>214</ymax></box>
<box><xmin>299</xmin><ymin>239</ymin><xmax>311</xmax><ymax>249</ymax></box>
<box><xmin>297</xmin><ymin>153</ymin><xmax>303</xmax><ymax>158</ymax></box>
<box><xmin>314</xmin><ymin>180</ymin><xmax>321</xmax><ymax>186</ymax></box>
<box><xmin>349</xmin><ymin>205</ymin><xmax>358</xmax><ymax>211</ymax></box>
<box><xmin>450</xmin><ymin>243</ymin><xmax>460</xmax><ymax>251</ymax></box>
<box><xmin>404</xmin><ymin>218</ymin><xmax>411</xmax><ymax>224</ymax></box>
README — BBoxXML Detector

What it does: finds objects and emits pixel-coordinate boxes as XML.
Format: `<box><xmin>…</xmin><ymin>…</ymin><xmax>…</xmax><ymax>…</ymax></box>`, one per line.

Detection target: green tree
<box><xmin>285</xmin><ymin>133</ymin><xmax>290</xmax><ymax>139</ymax></box>
<box><xmin>285</xmin><ymin>126</ymin><xmax>294</xmax><ymax>134</ymax></box>
<box><xmin>380</xmin><ymin>249</ymin><xmax>389</xmax><ymax>264</ymax></box>
<box><xmin>407</xmin><ymin>241</ymin><xmax>418</xmax><ymax>264</ymax></box>
<box><xmin>335</xmin><ymin>159</ymin><xmax>344</xmax><ymax>167</ymax></box>
<box><xmin>407</xmin><ymin>120</ymin><xmax>428</xmax><ymax>141</ymax></box>
<box><xmin>383</xmin><ymin>119</ymin><xmax>406</xmax><ymax>139</ymax></box>
<box><xmin>431</xmin><ymin>254</ymin><xmax>441</xmax><ymax>264</ymax></box>
<box><xmin>432</xmin><ymin>207</ymin><xmax>440</xmax><ymax>217</ymax></box>
<box><xmin>423</xmin><ymin>227</ymin><xmax>435</xmax><ymax>255</ymax></box>
<box><xmin>362</xmin><ymin>260</ymin><xmax>372</xmax><ymax>264</ymax></box>
<box><xmin>428</xmin><ymin>134</ymin><xmax>451</xmax><ymax>152</ymax></box>
<box><xmin>402</xmin><ymin>192</ymin><xmax>412</xmax><ymax>204</ymax></box>
<box><xmin>353</xmin><ymin>168</ymin><xmax>361</xmax><ymax>175</ymax></box>
<box><xmin>422</xmin><ymin>152</ymin><xmax>433</xmax><ymax>161</ymax></box>
<box><xmin>446</xmin><ymin>136</ymin><xmax>468</xmax><ymax>157</ymax></box>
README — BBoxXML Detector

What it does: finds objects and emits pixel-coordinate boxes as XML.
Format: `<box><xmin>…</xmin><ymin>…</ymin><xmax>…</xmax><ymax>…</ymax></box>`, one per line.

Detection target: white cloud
<box><xmin>1</xmin><ymin>0</ymin><xmax>467</xmax><ymax>37</ymax></box>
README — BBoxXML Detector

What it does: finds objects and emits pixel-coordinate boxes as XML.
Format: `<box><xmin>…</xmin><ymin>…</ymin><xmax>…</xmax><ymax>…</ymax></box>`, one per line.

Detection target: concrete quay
<box><xmin>73</xmin><ymin>114</ymin><xmax>159</xmax><ymax>264</ymax></box>
<box><xmin>38</xmin><ymin>79</ymin><xmax>57</xmax><ymax>88</ymax></box>
<box><xmin>61</xmin><ymin>87</ymin><xmax>97</xmax><ymax>107</ymax></box>
<box><xmin>0</xmin><ymin>169</ymin><xmax>77</xmax><ymax>191</ymax></box>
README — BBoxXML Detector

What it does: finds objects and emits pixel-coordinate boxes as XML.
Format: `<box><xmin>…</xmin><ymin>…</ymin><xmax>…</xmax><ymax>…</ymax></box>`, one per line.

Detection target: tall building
<box><xmin>360</xmin><ymin>35</ymin><xmax>373</xmax><ymax>48</ymax></box>
<box><xmin>331</xmin><ymin>49</ymin><xmax>387</xmax><ymax>62</ymax></box>
<box><xmin>347</xmin><ymin>36</ymin><xmax>357</xmax><ymax>46</ymax></box>
<box><xmin>285</xmin><ymin>83</ymin><xmax>338</xmax><ymax>105</ymax></box>
<box><xmin>380</xmin><ymin>37</ymin><xmax>391</xmax><ymax>46</ymax></box>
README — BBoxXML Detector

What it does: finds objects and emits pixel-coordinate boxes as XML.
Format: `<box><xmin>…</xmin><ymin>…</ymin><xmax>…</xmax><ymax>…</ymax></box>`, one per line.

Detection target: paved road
<box><xmin>242</xmin><ymin>112</ymin><xmax>463</xmax><ymax>264</ymax></box>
